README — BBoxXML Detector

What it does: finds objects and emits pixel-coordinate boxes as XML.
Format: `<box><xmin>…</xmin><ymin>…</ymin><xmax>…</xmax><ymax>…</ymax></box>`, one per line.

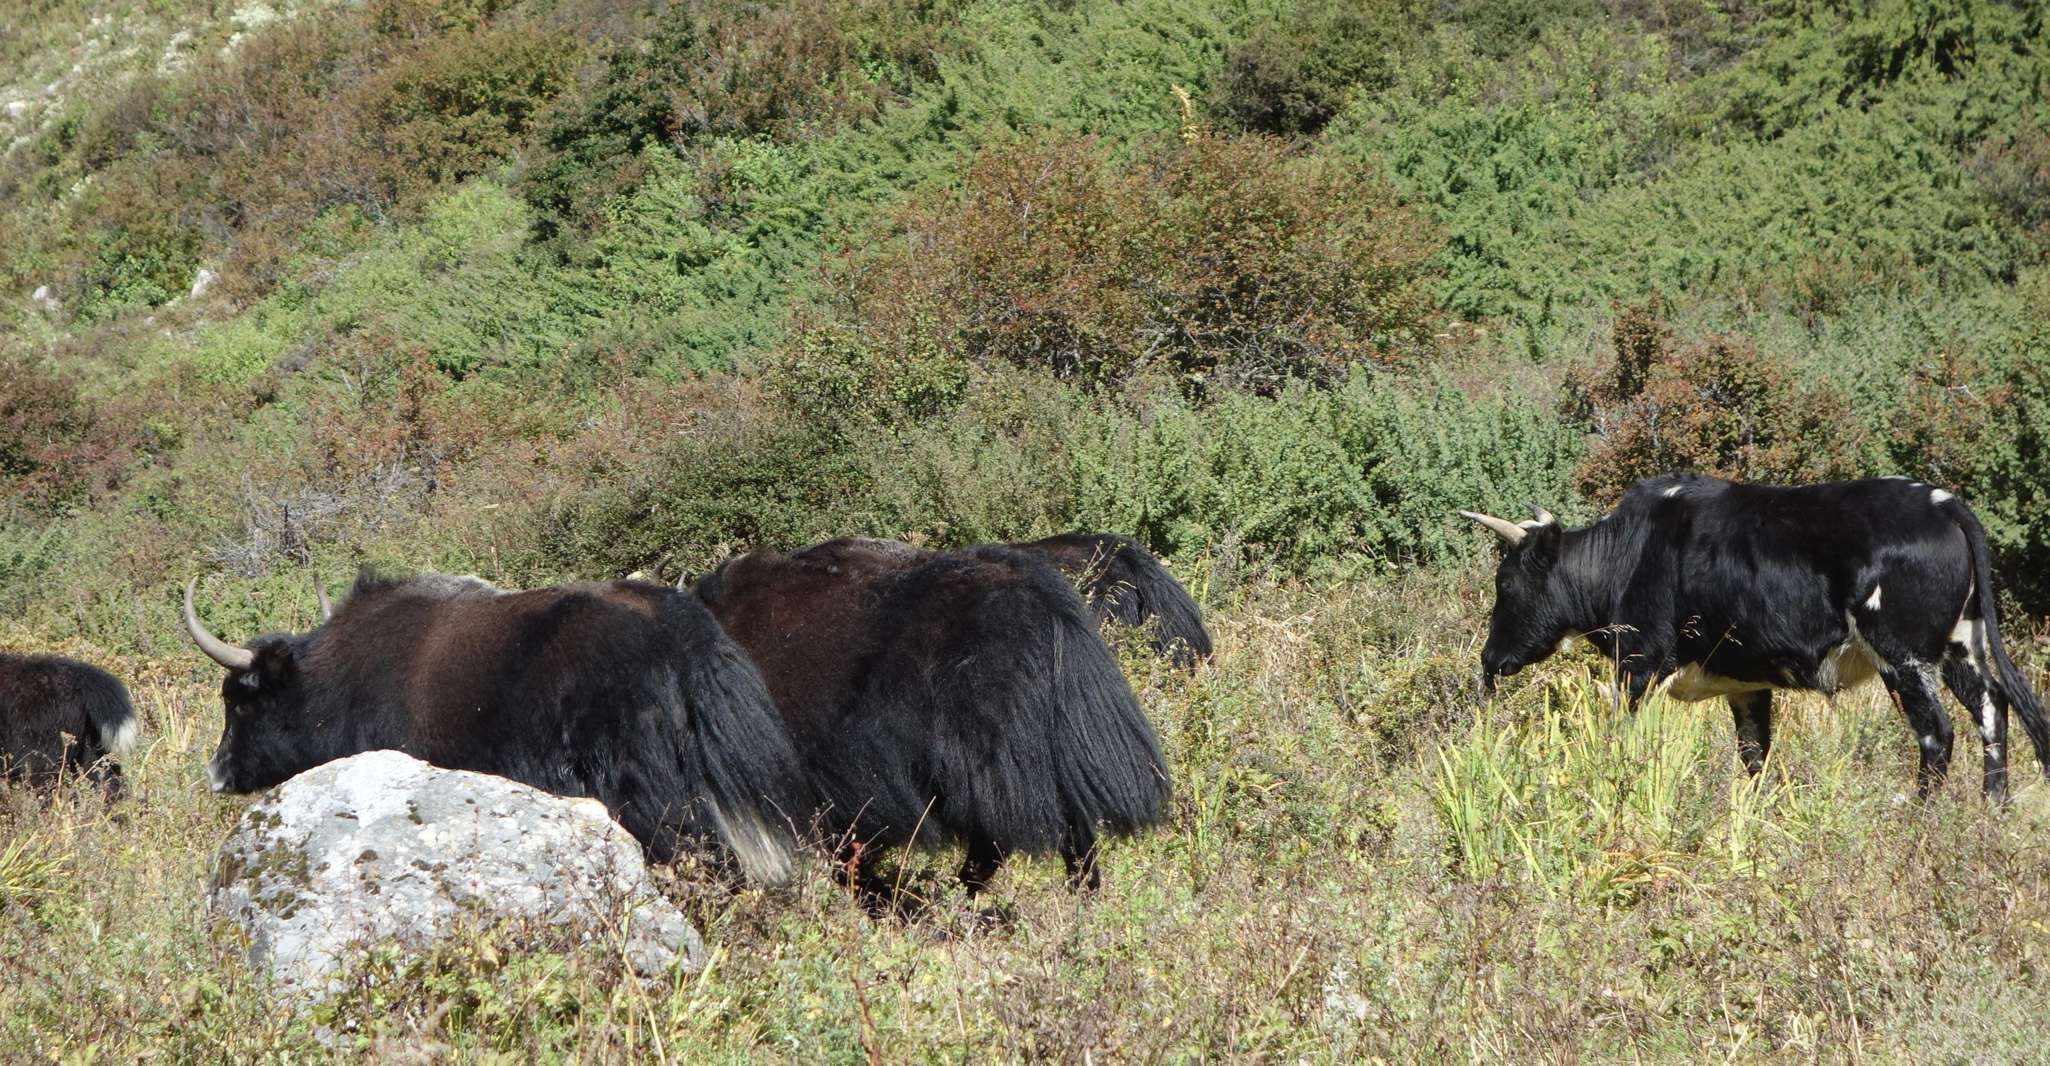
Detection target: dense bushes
<box><xmin>1564</xmin><ymin>297</ymin><xmax>1874</xmax><ymax>504</ymax></box>
<box><xmin>0</xmin><ymin>357</ymin><xmax>139</xmax><ymax>513</ymax></box>
<box><xmin>1210</xmin><ymin>0</ymin><xmax>1412</xmax><ymax>136</ymax></box>
<box><xmin>8</xmin><ymin>0</ymin><xmax>2050</xmax><ymax>646</ymax></box>
<box><xmin>772</xmin><ymin>131</ymin><xmax>1440</xmax><ymax>399</ymax></box>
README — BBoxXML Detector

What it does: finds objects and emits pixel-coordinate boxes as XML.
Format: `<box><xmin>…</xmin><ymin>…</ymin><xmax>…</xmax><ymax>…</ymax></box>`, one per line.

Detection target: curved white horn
<box><xmin>184</xmin><ymin>578</ymin><xmax>255</xmax><ymax>671</ymax></box>
<box><xmin>1460</xmin><ymin>510</ymin><xmax>1528</xmax><ymax>546</ymax></box>
<box><xmin>1527</xmin><ymin>503</ymin><xmax>1557</xmax><ymax>526</ymax></box>
<box><xmin>316</xmin><ymin>584</ymin><xmax>335</xmax><ymax>621</ymax></box>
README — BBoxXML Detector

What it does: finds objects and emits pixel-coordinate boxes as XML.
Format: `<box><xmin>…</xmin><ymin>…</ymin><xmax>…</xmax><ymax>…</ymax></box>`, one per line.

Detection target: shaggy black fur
<box><xmin>193</xmin><ymin>572</ymin><xmax>802</xmax><ymax>883</ymax></box>
<box><xmin>695</xmin><ymin>540</ymin><xmax>1171</xmax><ymax>894</ymax></box>
<box><xmin>1012</xmin><ymin>532</ymin><xmax>1213</xmax><ymax>669</ymax></box>
<box><xmin>0</xmin><ymin>652</ymin><xmax>136</xmax><ymax>798</ymax></box>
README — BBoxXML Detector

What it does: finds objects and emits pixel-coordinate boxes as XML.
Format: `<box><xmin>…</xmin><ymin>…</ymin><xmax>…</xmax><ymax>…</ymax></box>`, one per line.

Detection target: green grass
<box><xmin>7</xmin><ymin>570</ymin><xmax>2050</xmax><ymax>1061</ymax></box>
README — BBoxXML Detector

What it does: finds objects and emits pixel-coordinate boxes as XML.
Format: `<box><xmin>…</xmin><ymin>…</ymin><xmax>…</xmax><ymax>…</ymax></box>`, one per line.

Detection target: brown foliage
<box><xmin>1566</xmin><ymin>296</ymin><xmax>1873</xmax><ymax>503</ymax></box>
<box><xmin>0</xmin><ymin>357</ymin><xmax>138</xmax><ymax>511</ymax></box>
<box><xmin>778</xmin><ymin>130</ymin><xmax>1441</xmax><ymax>400</ymax></box>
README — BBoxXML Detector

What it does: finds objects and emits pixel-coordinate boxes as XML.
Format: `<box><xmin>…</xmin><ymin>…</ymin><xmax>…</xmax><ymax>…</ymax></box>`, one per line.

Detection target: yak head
<box><xmin>182</xmin><ymin>578</ymin><xmax>334</xmax><ymax>794</ymax></box>
<box><xmin>1462</xmin><ymin>505</ymin><xmax>1579</xmax><ymax>689</ymax></box>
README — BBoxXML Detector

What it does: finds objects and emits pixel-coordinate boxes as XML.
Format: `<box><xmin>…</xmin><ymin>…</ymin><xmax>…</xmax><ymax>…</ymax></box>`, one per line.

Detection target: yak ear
<box><xmin>239</xmin><ymin>641</ymin><xmax>299</xmax><ymax>694</ymax></box>
<box><xmin>1522</xmin><ymin>519</ymin><xmax>1565</xmax><ymax>563</ymax></box>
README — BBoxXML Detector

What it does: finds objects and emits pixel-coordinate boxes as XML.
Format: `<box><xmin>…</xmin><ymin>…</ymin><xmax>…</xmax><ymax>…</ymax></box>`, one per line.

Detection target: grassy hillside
<box><xmin>4</xmin><ymin>0</ymin><xmax>2050</xmax><ymax>1059</ymax></box>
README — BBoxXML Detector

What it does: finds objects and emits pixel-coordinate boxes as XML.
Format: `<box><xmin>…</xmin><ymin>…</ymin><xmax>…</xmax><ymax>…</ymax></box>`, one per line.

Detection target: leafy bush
<box><xmin>1210</xmin><ymin>0</ymin><xmax>1412</xmax><ymax>136</ymax></box>
<box><xmin>1565</xmin><ymin>296</ymin><xmax>1875</xmax><ymax>504</ymax></box>
<box><xmin>0</xmin><ymin>356</ymin><xmax>138</xmax><ymax>511</ymax></box>
<box><xmin>355</xmin><ymin>23</ymin><xmax>580</xmax><ymax>198</ymax></box>
<box><xmin>522</xmin><ymin>0</ymin><xmax>959</xmax><ymax>239</ymax></box>
<box><xmin>790</xmin><ymin>130</ymin><xmax>1440</xmax><ymax>397</ymax></box>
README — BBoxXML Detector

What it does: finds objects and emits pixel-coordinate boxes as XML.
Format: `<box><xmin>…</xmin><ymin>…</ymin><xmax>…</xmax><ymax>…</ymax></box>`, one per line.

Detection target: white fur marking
<box><xmin>1660</xmin><ymin>664</ymin><xmax>1771</xmax><ymax>703</ymax></box>
<box><xmin>104</xmin><ymin>716</ymin><xmax>139</xmax><ymax>756</ymax></box>
<box><xmin>1920</xmin><ymin>734</ymin><xmax>1942</xmax><ymax>752</ymax></box>
<box><xmin>709</xmin><ymin>800</ymin><xmax>792</xmax><ymax>886</ymax></box>
<box><xmin>1980</xmin><ymin>694</ymin><xmax>2000</xmax><ymax>746</ymax></box>
<box><xmin>207</xmin><ymin>757</ymin><xmax>227</xmax><ymax>793</ymax></box>
<box><xmin>1555</xmin><ymin>630</ymin><xmax>1584</xmax><ymax>655</ymax></box>
<box><xmin>1931</xmin><ymin>488</ymin><xmax>1954</xmax><ymax>504</ymax></box>
<box><xmin>1662</xmin><ymin>485</ymin><xmax>1684</xmax><ymax>498</ymax></box>
<box><xmin>1864</xmin><ymin>585</ymin><xmax>1882</xmax><ymax>611</ymax></box>
<box><xmin>1819</xmin><ymin>612</ymin><xmax>1884</xmax><ymax>695</ymax></box>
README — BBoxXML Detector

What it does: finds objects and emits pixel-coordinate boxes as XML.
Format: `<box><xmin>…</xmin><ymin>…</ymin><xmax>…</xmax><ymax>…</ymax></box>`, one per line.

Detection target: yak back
<box><xmin>1599</xmin><ymin>475</ymin><xmax>1973</xmax><ymax>668</ymax></box>
<box><xmin>696</xmin><ymin>543</ymin><xmax>1168</xmax><ymax>853</ymax></box>
<box><xmin>304</xmin><ymin>574</ymin><xmax>719</xmax><ymax>795</ymax></box>
<box><xmin>0</xmin><ymin>651</ymin><xmax>136</xmax><ymax>790</ymax></box>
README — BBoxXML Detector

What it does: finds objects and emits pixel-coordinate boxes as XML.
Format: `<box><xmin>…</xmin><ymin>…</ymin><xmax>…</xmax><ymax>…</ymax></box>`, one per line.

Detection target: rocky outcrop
<box><xmin>209</xmin><ymin>750</ymin><xmax>702</xmax><ymax>1004</ymax></box>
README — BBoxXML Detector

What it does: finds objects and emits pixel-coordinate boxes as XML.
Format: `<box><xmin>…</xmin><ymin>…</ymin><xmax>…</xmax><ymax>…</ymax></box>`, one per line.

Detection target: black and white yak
<box><xmin>182</xmin><ymin>572</ymin><xmax>802</xmax><ymax>883</ymax></box>
<box><xmin>692</xmin><ymin>539</ymin><xmax>1171</xmax><ymax>895</ymax></box>
<box><xmin>1</xmin><ymin>652</ymin><xmax>138</xmax><ymax>798</ymax></box>
<box><xmin>1464</xmin><ymin>474</ymin><xmax>2049</xmax><ymax>800</ymax></box>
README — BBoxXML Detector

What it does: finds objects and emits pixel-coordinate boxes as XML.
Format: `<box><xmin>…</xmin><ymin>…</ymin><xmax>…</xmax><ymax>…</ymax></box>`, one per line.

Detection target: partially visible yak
<box><xmin>1010</xmin><ymin>533</ymin><xmax>1212</xmax><ymax>670</ymax></box>
<box><xmin>183</xmin><ymin>572</ymin><xmax>802</xmax><ymax>883</ymax></box>
<box><xmin>693</xmin><ymin>539</ymin><xmax>1171</xmax><ymax>894</ymax></box>
<box><xmin>0</xmin><ymin>652</ymin><xmax>137</xmax><ymax>797</ymax></box>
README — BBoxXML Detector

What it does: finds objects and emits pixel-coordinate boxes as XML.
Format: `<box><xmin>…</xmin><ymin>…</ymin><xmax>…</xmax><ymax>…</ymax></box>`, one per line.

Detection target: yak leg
<box><xmin>1883</xmin><ymin>663</ymin><xmax>1955</xmax><ymax>798</ymax></box>
<box><xmin>958</xmin><ymin>836</ymin><xmax>1009</xmax><ymax>896</ymax></box>
<box><xmin>1728</xmin><ymin>690</ymin><xmax>1773</xmax><ymax>776</ymax></box>
<box><xmin>1942</xmin><ymin>657</ymin><xmax>2008</xmax><ymax>804</ymax></box>
<box><xmin>1061</xmin><ymin>829</ymin><xmax>1101</xmax><ymax>893</ymax></box>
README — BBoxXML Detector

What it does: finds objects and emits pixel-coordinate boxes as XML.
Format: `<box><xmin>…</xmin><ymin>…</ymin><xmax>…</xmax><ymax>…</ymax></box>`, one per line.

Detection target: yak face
<box><xmin>1464</xmin><ymin>509</ymin><xmax>1579</xmax><ymax>686</ymax></box>
<box><xmin>206</xmin><ymin>637</ymin><xmax>324</xmax><ymax>794</ymax></box>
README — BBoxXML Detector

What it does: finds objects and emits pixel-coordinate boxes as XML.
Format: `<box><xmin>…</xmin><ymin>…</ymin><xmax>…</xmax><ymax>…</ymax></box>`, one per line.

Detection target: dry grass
<box><xmin>5</xmin><ymin>569</ymin><xmax>2050</xmax><ymax>1062</ymax></box>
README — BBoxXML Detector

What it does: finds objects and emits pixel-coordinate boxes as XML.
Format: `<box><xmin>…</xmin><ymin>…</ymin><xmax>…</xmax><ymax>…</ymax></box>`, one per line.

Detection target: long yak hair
<box><xmin>695</xmin><ymin>540</ymin><xmax>1172</xmax><ymax>892</ymax></box>
<box><xmin>1011</xmin><ymin>532</ymin><xmax>1212</xmax><ymax>669</ymax></box>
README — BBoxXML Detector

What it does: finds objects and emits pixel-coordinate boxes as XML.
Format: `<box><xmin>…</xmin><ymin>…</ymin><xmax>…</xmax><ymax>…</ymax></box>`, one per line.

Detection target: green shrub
<box><xmin>1210</xmin><ymin>0</ymin><xmax>1414</xmax><ymax>136</ymax></box>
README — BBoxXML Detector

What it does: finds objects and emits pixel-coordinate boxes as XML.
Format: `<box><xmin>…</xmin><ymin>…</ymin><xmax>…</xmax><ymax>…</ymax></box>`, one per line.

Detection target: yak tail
<box><xmin>1946</xmin><ymin>497</ymin><xmax>2050</xmax><ymax>772</ymax></box>
<box><xmin>1045</xmin><ymin>602</ymin><xmax>1174</xmax><ymax>840</ymax></box>
<box><xmin>76</xmin><ymin>662</ymin><xmax>139</xmax><ymax>758</ymax></box>
<box><xmin>672</xmin><ymin>611</ymin><xmax>804</xmax><ymax>886</ymax></box>
<box><xmin>1095</xmin><ymin>536</ymin><xmax>1213</xmax><ymax>670</ymax></box>
<box><xmin>945</xmin><ymin>549</ymin><xmax>1172</xmax><ymax>855</ymax></box>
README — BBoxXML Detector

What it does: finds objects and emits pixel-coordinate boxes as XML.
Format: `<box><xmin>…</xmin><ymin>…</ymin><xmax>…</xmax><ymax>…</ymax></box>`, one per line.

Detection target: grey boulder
<box><xmin>209</xmin><ymin>750</ymin><xmax>702</xmax><ymax>1004</ymax></box>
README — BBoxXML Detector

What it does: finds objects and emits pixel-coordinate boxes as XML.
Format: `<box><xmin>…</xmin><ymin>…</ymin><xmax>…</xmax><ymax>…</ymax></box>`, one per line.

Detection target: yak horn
<box><xmin>1460</xmin><ymin>510</ymin><xmax>1528</xmax><ymax>546</ymax></box>
<box><xmin>1527</xmin><ymin>503</ymin><xmax>1557</xmax><ymax>526</ymax></box>
<box><xmin>316</xmin><ymin>584</ymin><xmax>335</xmax><ymax>621</ymax></box>
<box><xmin>184</xmin><ymin>578</ymin><xmax>256</xmax><ymax>671</ymax></box>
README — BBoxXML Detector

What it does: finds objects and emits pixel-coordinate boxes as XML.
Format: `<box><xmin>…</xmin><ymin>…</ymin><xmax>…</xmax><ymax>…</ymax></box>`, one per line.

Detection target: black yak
<box><xmin>0</xmin><ymin>652</ymin><xmax>137</xmax><ymax>798</ymax></box>
<box><xmin>693</xmin><ymin>539</ymin><xmax>1171</xmax><ymax>894</ymax></box>
<box><xmin>1465</xmin><ymin>475</ymin><xmax>2050</xmax><ymax>800</ymax></box>
<box><xmin>1011</xmin><ymin>533</ymin><xmax>1212</xmax><ymax>670</ymax></box>
<box><xmin>182</xmin><ymin>572</ymin><xmax>802</xmax><ymax>883</ymax></box>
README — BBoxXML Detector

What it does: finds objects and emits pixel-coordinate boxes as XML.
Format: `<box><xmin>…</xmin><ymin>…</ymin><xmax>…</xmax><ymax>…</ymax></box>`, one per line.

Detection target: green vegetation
<box><xmin>4</xmin><ymin>0</ymin><xmax>2050</xmax><ymax>1058</ymax></box>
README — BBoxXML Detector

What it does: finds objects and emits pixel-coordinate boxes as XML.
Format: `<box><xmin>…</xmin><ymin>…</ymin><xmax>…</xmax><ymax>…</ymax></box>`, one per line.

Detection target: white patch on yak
<box><xmin>1931</xmin><ymin>488</ymin><xmax>1955</xmax><ymax>504</ymax></box>
<box><xmin>1864</xmin><ymin>585</ymin><xmax>1882</xmax><ymax>611</ymax></box>
<box><xmin>1980</xmin><ymin>694</ymin><xmax>2002</xmax><ymax>750</ymax></box>
<box><xmin>1662</xmin><ymin>484</ymin><xmax>1685</xmax><ymax>498</ymax></box>
<box><xmin>1660</xmin><ymin>664</ymin><xmax>1771</xmax><ymax>703</ymax></box>
<box><xmin>1661</xmin><ymin>612</ymin><xmax>1885</xmax><ymax>703</ymax></box>
<box><xmin>104</xmin><ymin>716</ymin><xmax>139</xmax><ymax>755</ymax></box>
<box><xmin>1555</xmin><ymin>630</ymin><xmax>1584</xmax><ymax>655</ymax></box>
